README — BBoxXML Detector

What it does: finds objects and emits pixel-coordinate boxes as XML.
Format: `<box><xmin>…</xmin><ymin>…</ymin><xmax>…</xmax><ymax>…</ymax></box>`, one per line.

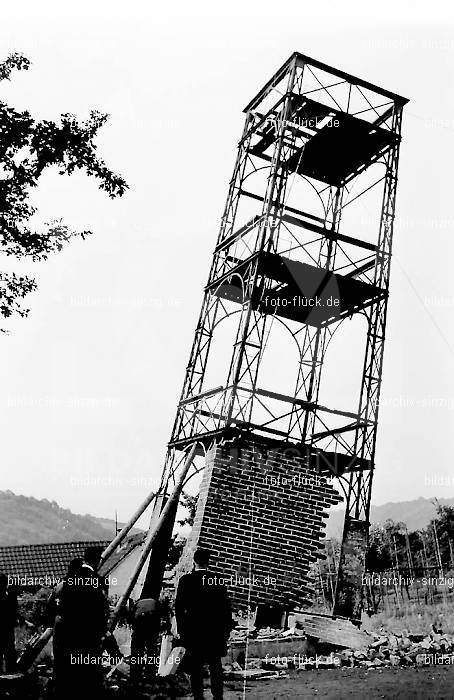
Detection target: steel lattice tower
<box><xmin>145</xmin><ymin>53</ymin><xmax>408</xmax><ymax>619</ymax></box>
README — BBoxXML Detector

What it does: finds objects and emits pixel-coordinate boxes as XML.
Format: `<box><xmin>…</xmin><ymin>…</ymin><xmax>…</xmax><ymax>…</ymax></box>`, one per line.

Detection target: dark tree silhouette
<box><xmin>0</xmin><ymin>52</ymin><xmax>128</xmax><ymax>323</ymax></box>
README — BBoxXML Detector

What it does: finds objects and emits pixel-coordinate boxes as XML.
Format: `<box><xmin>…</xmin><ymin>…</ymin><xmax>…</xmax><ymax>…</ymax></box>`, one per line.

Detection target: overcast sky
<box><xmin>0</xmin><ymin>1</ymin><xmax>453</xmax><ymax>522</ymax></box>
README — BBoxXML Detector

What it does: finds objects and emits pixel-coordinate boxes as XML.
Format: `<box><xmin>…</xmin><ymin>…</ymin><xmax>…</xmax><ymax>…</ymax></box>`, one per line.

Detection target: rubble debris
<box><xmin>158</xmin><ymin>645</ymin><xmax>185</xmax><ymax>677</ymax></box>
<box><xmin>16</xmin><ymin>627</ymin><xmax>53</xmax><ymax>672</ymax></box>
<box><xmin>219</xmin><ymin>608</ymin><xmax>454</xmax><ymax>679</ymax></box>
<box><xmin>158</xmin><ymin>633</ymin><xmax>173</xmax><ymax>675</ymax></box>
<box><xmin>226</xmin><ymin>630</ymin><xmax>310</xmax><ymax>666</ymax></box>
<box><xmin>224</xmin><ymin>624</ymin><xmax>454</xmax><ymax>673</ymax></box>
<box><xmin>0</xmin><ymin>673</ymin><xmax>26</xmax><ymax>692</ymax></box>
<box><xmin>109</xmin><ymin>660</ymin><xmax>130</xmax><ymax>678</ymax></box>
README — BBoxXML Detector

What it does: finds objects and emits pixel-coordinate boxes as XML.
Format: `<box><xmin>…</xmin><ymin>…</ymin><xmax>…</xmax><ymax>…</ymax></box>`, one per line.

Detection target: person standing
<box><xmin>129</xmin><ymin>596</ymin><xmax>160</xmax><ymax>683</ymax></box>
<box><xmin>50</xmin><ymin>558</ymin><xmax>82</xmax><ymax>696</ymax></box>
<box><xmin>0</xmin><ymin>573</ymin><xmax>18</xmax><ymax>673</ymax></box>
<box><xmin>52</xmin><ymin>550</ymin><xmax>109</xmax><ymax>698</ymax></box>
<box><xmin>175</xmin><ymin>548</ymin><xmax>232</xmax><ymax>700</ymax></box>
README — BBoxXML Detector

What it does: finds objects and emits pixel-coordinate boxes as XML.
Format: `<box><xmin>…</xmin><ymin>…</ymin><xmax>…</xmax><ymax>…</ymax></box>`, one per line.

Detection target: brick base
<box><xmin>177</xmin><ymin>438</ymin><xmax>342</xmax><ymax>611</ymax></box>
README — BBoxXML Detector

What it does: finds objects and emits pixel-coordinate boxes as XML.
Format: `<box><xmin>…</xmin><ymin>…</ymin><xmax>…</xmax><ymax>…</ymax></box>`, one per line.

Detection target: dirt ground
<box><xmin>11</xmin><ymin>664</ymin><xmax>454</xmax><ymax>699</ymax></box>
<box><xmin>186</xmin><ymin>666</ymin><xmax>454</xmax><ymax>699</ymax></box>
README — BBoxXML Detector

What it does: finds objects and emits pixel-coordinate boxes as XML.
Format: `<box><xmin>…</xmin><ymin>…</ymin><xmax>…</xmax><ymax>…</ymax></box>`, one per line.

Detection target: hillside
<box><xmin>326</xmin><ymin>496</ymin><xmax>454</xmax><ymax>539</ymax></box>
<box><xmin>0</xmin><ymin>491</ymin><xmax>125</xmax><ymax>546</ymax></box>
<box><xmin>1</xmin><ymin>490</ymin><xmax>453</xmax><ymax>546</ymax></box>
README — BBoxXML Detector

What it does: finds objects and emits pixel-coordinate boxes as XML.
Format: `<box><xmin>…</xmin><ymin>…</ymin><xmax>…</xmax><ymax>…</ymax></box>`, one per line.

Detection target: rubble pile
<box><xmin>341</xmin><ymin>629</ymin><xmax>454</xmax><ymax>669</ymax></box>
<box><xmin>226</xmin><ymin>621</ymin><xmax>454</xmax><ymax>674</ymax></box>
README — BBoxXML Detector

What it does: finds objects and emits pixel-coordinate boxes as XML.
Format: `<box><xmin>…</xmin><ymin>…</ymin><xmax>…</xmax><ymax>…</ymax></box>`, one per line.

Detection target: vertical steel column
<box><xmin>334</xmin><ymin>106</ymin><xmax>404</xmax><ymax>619</ymax></box>
<box><xmin>222</xmin><ymin>59</ymin><xmax>299</xmax><ymax>425</ymax></box>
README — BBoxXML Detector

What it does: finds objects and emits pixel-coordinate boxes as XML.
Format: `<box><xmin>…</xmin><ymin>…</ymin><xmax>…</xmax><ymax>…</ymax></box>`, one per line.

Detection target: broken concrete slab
<box><xmin>289</xmin><ymin>612</ymin><xmax>371</xmax><ymax>650</ymax></box>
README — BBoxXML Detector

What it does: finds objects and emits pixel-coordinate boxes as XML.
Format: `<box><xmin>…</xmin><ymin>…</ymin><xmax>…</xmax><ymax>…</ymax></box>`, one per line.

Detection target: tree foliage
<box><xmin>0</xmin><ymin>52</ymin><xmax>128</xmax><ymax>322</ymax></box>
<box><xmin>431</xmin><ymin>501</ymin><xmax>454</xmax><ymax>540</ymax></box>
<box><xmin>177</xmin><ymin>492</ymin><xmax>198</xmax><ymax>528</ymax></box>
<box><xmin>359</xmin><ymin>503</ymin><xmax>454</xmax><ymax>577</ymax></box>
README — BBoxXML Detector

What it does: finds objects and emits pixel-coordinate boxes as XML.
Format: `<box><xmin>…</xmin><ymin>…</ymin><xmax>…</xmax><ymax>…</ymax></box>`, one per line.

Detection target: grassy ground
<box><xmin>362</xmin><ymin>600</ymin><xmax>454</xmax><ymax>635</ymax></box>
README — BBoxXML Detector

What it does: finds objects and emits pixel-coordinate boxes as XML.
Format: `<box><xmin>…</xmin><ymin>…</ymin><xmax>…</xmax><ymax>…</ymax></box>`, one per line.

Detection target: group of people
<box><xmin>0</xmin><ymin>546</ymin><xmax>233</xmax><ymax>700</ymax></box>
<box><xmin>0</xmin><ymin>547</ymin><xmax>109</xmax><ymax>698</ymax></box>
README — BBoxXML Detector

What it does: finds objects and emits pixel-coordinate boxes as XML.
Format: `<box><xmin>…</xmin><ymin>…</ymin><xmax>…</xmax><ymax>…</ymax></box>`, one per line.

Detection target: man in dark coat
<box><xmin>175</xmin><ymin>548</ymin><xmax>232</xmax><ymax>700</ymax></box>
<box><xmin>53</xmin><ymin>550</ymin><xmax>109</xmax><ymax>698</ymax></box>
<box><xmin>0</xmin><ymin>573</ymin><xmax>17</xmax><ymax>673</ymax></box>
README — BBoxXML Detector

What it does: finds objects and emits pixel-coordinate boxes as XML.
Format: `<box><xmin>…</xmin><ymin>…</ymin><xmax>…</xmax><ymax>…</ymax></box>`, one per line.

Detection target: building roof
<box><xmin>0</xmin><ymin>540</ymin><xmax>110</xmax><ymax>587</ymax></box>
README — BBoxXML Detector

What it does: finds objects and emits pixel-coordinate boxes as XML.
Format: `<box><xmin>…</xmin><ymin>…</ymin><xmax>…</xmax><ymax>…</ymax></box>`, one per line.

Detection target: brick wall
<box><xmin>177</xmin><ymin>438</ymin><xmax>342</xmax><ymax>611</ymax></box>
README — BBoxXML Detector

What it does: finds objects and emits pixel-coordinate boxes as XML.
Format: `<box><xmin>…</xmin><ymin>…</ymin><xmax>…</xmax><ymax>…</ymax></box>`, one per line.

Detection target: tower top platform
<box><xmin>244</xmin><ymin>51</ymin><xmax>409</xmax><ymax>114</ymax></box>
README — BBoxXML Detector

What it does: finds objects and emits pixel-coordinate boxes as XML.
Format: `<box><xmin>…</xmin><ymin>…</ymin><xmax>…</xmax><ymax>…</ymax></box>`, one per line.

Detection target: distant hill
<box><xmin>326</xmin><ymin>496</ymin><xmax>454</xmax><ymax>539</ymax></box>
<box><xmin>0</xmin><ymin>491</ymin><xmax>141</xmax><ymax>546</ymax></box>
<box><xmin>1</xmin><ymin>490</ymin><xmax>453</xmax><ymax>547</ymax></box>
